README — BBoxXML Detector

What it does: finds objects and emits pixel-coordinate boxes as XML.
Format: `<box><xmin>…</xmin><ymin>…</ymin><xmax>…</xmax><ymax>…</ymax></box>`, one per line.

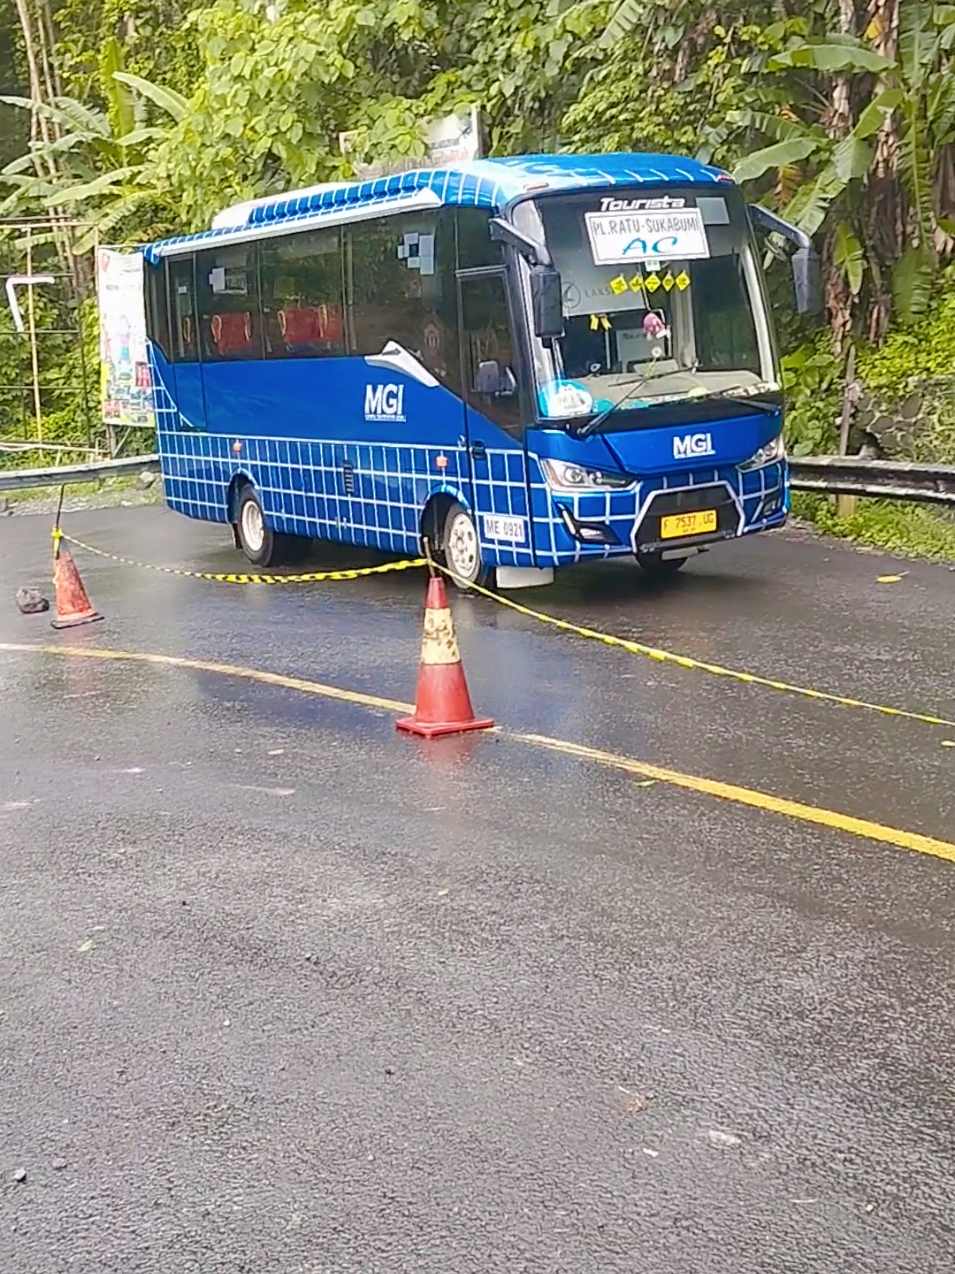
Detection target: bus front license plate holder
<box><xmin>660</xmin><ymin>509</ymin><xmax>717</xmax><ymax>540</ymax></box>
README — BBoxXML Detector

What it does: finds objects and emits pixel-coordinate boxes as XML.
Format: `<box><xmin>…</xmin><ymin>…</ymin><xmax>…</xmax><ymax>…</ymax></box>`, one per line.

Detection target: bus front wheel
<box><xmin>443</xmin><ymin>503</ymin><xmax>491</xmax><ymax>590</ymax></box>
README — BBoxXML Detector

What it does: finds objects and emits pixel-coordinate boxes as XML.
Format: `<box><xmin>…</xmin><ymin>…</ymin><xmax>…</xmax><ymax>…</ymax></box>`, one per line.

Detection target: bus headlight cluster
<box><xmin>740</xmin><ymin>434</ymin><xmax>785</xmax><ymax>470</ymax></box>
<box><xmin>540</xmin><ymin>459</ymin><xmax>633</xmax><ymax>490</ymax></box>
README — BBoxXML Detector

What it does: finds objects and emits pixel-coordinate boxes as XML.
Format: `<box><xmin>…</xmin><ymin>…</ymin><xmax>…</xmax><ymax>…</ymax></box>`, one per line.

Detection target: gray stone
<box><xmin>139</xmin><ymin>469</ymin><xmax>158</xmax><ymax>488</ymax></box>
<box><xmin>13</xmin><ymin>1168</ymin><xmax>26</xmax><ymax>1184</ymax></box>
<box><xmin>15</xmin><ymin>587</ymin><xmax>50</xmax><ymax>615</ymax></box>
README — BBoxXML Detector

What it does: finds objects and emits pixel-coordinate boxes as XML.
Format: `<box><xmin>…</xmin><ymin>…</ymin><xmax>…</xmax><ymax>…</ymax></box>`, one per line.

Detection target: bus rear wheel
<box><xmin>442</xmin><ymin>503</ymin><xmax>491</xmax><ymax>590</ymax></box>
<box><xmin>235</xmin><ymin>486</ymin><xmax>309</xmax><ymax>567</ymax></box>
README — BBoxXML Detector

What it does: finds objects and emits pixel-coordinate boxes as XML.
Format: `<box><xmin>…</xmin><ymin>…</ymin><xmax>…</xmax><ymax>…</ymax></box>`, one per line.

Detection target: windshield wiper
<box><xmin>683</xmin><ymin>387</ymin><xmax>782</xmax><ymax>415</ymax></box>
<box><xmin>576</xmin><ymin>382</ymin><xmax>782</xmax><ymax>437</ymax></box>
<box><xmin>573</xmin><ymin>365</ymin><xmax>665</xmax><ymax>439</ymax></box>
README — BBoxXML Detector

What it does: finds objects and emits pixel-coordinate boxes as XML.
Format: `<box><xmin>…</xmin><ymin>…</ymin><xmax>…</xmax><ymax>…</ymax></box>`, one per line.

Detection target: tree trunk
<box><xmin>865</xmin><ymin>0</ymin><xmax>901</xmax><ymax>341</ymax></box>
<box><xmin>11</xmin><ymin>0</ymin><xmax>83</xmax><ymax>296</ymax></box>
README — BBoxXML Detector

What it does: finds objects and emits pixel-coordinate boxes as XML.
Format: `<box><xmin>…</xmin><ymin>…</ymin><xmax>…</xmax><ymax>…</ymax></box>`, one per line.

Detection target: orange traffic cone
<box><xmin>396</xmin><ymin>575</ymin><xmax>494</xmax><ymax>738</ymax></box>
<box><xmin>51</xmin><ymin>547</ymin><xmax>103</xmax><ymax>629</ymax></box>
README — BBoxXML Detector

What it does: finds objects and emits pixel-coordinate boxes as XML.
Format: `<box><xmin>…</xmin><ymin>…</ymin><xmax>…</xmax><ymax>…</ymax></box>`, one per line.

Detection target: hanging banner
<box><xmin>339</xmin><ymin>106</ymin><xmax>482</xmax><ymax>179</ymax></box>
<box><xmin>96</xmin><ymin>248</ymin><xmax>155</xmax><ymax>431</ymax></box>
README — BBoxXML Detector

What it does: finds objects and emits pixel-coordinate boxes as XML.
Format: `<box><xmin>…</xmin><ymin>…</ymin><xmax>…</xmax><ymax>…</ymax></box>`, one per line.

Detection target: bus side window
<box><xmin>456</xmin><ymin>207</ymin><xmax>502</xmax><ymax>269</ymax></box>
<box><xmin>144</xmin><ymin>261</ymin><xmax>172</xmax><ymax>360</ymax></box>
<box><xmin>345</xmin><ymin>211</ymin><xmax>459</xmax><ymax>390</ymax></box>
<box><xmin>459</xmin><ymin>273</ymin><xmax>523</xmax><ymax>438</ymax></box>
<box><xmin>168</xmin><ymin>256</ymin><xmax>198</xmax><ymax>363</ymax></box>
<box><xmin>259</xmin><ymin>227</ymin><xmax>345</xmax><ymax>359</ymax></box>
<box><xmin>195</xmin><ymin>244</ymin><xmax>264</xmax><ymax>362</ymax></box>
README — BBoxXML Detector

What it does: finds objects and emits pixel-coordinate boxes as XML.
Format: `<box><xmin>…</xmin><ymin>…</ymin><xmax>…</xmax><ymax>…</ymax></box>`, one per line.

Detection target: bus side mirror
<box><xmin>793</xmin><ymin>246</ymin><xmax>822</xmax><ymax>316</ymax></box>
<box><xmin>531</xmin><ymin>265</ymin><xmax>564</xmax><ymax>339</ymax></box>
<box><xmin>474</xmin><ymin>360</ymin><xmax>517</xmax><ymax>396</ymax></box>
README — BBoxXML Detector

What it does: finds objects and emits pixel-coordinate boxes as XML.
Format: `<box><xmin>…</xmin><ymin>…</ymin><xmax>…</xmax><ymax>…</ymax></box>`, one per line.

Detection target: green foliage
<box><xmin>792</xmin><ymin>492</ymin><xmax>955</xmax><ymax>561</ymax></box>
<box><xmin>780</xmin><ymin>335</ymin><xmax>841</xmax><ymax>456</ymax></box>
<box><xmin>858</xmin><ymin>264</ymin><xmax>955</xmax><ymax>387</ymax></box>
<box><xmin>53</xmin><ymin>0</ymin><xmax>208</xmax><ymax>100</ymax></box>
<box><xmin>145</xmin><ymin>0</ymin><xmax>604</xmax><ymax>230</ymax></box>
<box><xmin>0</xmin><ymin>54</ymin><xmax>185</xmax><ymax>249</ymax></box>
<box><xmin>0</xmin><ymin>285</ymin><xmax>99</xmax><ymax>455</ymax></box>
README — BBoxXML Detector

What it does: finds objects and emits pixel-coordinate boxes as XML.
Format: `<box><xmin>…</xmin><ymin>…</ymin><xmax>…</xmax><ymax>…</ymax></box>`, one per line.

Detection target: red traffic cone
<box><xmin>51</xmin><ymin>547</ymin><xmax>103</xmax><ymax>629</ymax></box>
<box><xmin>396</xmin><ymin>575</ymin><xmax>494</xmax><ymax>738</ymax></box>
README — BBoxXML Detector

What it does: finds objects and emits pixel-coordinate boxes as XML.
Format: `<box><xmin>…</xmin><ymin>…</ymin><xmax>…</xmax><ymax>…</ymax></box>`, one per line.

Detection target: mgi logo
<box><xmin>673</xmin><ymin>432</ymin><xmax>715</xmax><ymax>459</ymax></box>
<box><xmin>364</xmin><ymin>383</ymin><xmax>405</xmax><ymax>423</ymax></box>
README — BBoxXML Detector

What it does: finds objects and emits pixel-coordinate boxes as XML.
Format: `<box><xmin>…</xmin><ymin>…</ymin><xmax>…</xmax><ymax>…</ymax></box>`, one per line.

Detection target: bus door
<box><xmin>166</xmin><ymin>255</ymin><xmax>206</xmax><ymax>430</ymax></box>
<box><xmin>457</xmin><ymin>269</ymin><xmax>531</xmax><ymax>558</ymax></box>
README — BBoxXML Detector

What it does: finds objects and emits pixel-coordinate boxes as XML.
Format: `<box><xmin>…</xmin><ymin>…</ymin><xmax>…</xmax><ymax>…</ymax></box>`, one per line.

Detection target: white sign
<box><xmin>364</xmin><ymin>383</ymin><xmax>406</xmax><ymax>422</ymax></box>
<box><xmin>673</xmin><ymin>431</ymin><xmax>715</xmax><ymax>459</ymax></box>
<box><xmin>481</xmin><ymin>514</ymin><xmax>527</xmax><ymax>544</ymax></box>
<box><xmin>340</xmin><ymin>106</ymin><xmax>481</xmax><ymax>179</ymax></box>
<box><xmin>96</xmin><ymin>249</ymin><xmax>155</xmax><ymax>431</ymax></box>
<box><xmin>585</xmin><ymin>208</ymin><xmax>710</xmax><ymax>266</ymax></box>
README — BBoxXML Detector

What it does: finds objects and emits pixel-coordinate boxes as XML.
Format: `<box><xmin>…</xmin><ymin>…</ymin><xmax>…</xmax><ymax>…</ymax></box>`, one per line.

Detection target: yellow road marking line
<box><xmin>2</xmin><ymin>641</ymin><xmax>953</xmax><ymax>864</ymax></box>
<box><xmin>0</xmin><ymin>642</ymin><xmax>413</xmax><ymax>716</ymax></box>
<box><xmin>511</xmin><ymin>732</ymin><xmax>955</xmax><ymax>865</ymax></box>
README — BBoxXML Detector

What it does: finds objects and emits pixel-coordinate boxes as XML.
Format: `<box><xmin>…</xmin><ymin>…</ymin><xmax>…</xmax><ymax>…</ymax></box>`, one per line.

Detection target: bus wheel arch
<box><xmin>228</xmin><ymin>473</ymin><xmax>253</xmax><ymax>548</ymax></box>
<box><xmin>420</xmin><ymin>492</ymin><xmax>458</xmax><ymax>558</ymax></box>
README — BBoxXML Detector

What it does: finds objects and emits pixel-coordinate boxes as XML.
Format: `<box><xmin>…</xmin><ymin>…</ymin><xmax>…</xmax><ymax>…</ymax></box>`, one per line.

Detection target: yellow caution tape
<box><xmin>54</xmin><ymin>524</ymin><xmax>953</xmax><ymax>731</ymax></box>
<box><xmin>57</xmin><ymin>530</ymin><xmax>425</xmax><ymax>584</ymax></box>
<box><xmin>435</xmin><ymin>565</ymin><xmax>955</xmax><ymax>732</ymax></box>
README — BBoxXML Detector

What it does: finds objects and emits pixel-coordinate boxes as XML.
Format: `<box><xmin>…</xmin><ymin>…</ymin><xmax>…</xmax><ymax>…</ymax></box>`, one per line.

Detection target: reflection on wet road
<box><xmin>1</xmin><ymin>505</ymin><xmax>954</xmax><ymax>1273</ymax></box>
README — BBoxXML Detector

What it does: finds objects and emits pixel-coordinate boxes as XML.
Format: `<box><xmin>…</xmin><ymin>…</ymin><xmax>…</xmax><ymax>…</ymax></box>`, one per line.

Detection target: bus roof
<box><xmin>141</xmin><ymin>152</ymin><xmax>730</xmax><ymax>264</ymax></box>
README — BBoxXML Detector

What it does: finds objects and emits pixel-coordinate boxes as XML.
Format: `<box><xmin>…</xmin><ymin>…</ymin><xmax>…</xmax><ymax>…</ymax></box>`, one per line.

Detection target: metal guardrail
<box><xmin>0</xmin><ymin>453</ymin><xmax>159</xmax><ymax>493</ymax></box>
<box><xmin>789</xmin><ymin>456</ymin><xmax>955</xmax><ymax>505</ymax></box>
<box><xmin>1</xmin><ymin>450</ymin><xmax>954</xmax><ymax>506</ymax></box>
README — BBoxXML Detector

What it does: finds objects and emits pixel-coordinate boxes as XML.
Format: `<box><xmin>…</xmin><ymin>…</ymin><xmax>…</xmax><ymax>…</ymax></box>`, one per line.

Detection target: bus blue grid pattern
<box><xmin>153</xmin><ymin>358</ymin><xmax>783</xmax><ymax>565</ymax></box>
<box><xmin>141</xmin><ymin>153</ymin><xmax>728</xmax><ymax>265</ymax></box>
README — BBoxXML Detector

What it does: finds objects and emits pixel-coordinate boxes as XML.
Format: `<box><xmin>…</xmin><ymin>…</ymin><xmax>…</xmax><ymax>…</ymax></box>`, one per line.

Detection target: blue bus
<box><xmin>142</xmin><ymin>153</ymin><xmax>818</xmax><ymax>587</ymax></box>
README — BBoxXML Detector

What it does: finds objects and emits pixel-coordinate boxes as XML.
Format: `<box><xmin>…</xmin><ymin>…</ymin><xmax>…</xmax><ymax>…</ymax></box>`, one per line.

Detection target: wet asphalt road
<box><xmin>1</xmin><ymin>505</ymin><xmax>954</xmax><ymax>1273</ymax></box>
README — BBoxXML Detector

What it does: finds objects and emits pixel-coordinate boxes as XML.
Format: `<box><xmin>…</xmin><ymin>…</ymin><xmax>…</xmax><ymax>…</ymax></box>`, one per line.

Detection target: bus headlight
<box><xmin>740</xmin><ymin>434</ymin><xmax>785</xmax><ymax>470</ymax></box>
<box><xmin>540</xmin><ymin>459</ymin><xmax>633</xmax><ymax>490</ymax></box>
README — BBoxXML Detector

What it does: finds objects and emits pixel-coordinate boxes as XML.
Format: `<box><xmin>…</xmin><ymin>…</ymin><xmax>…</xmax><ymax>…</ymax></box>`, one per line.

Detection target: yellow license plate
<box><xmin>660</xmin><ymin>509</ymin><xmax>717</xmax><ymax>540</ymax></box>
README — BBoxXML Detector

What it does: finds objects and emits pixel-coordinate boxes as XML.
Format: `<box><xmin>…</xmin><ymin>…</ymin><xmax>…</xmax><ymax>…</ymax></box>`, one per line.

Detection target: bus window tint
<box><xmin>168</xmin><ymin>256</ymin><xmax>198</xmax><ymax>363</ymax></box>
<box><xmin>196</xmin><ymin>244</ymin><xmax>263</xmax><ymax>362</ymax></box>
<box><xmin>259</xmin><ymin>227</ymin><xmax>345</xmax><ymax>359</ymax></box>
<box><xmin>690</xmin><ymin>255</ymin><xmax>760</xmax><ymax>373</ymax></box>
<box><xmin>459</xmin><ymin>273</ymin><xmax>523</xmax><ymax>438</ymax></box>
<box><xmin>456</xmin><ymin>207</ymin><xmax>501</xmax><ymax>269</ymax></box>
<box><xmin>346</xmin><ymin>212</ymin><xmax>459</xmax><ymax>387</ymax></box>
<box><xmin>144</xmin><ymin>261</ymin><xmax>171</xmax><ymax>360</ymax></box>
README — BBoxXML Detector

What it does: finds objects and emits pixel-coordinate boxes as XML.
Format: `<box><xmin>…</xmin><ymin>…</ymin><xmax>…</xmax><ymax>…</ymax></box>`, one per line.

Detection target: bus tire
<box><xmin>636</xmin><ymin>550</ymin><xmax>687</xmax><ymax>578</ymax></box>
<box><xmin>443</xmin><ymin>502</ymin><xmax>492</xmax><ymax>589</ymax></box>
<box><xmin>236</xmin><ymin>485</ymin><xmax>279</xmax><ymax>566</ymax></box>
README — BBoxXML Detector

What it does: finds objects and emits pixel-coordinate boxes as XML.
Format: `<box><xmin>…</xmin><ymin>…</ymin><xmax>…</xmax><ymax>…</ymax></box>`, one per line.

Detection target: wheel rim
<box><xmin>240</xmin><ymin>498</ymin><xmax>265</xmax><ymax>553</ymax></box>
<box><xmin>445</xmin><ymin>510</ymin><xmax>480</xmax><ymax>582</ymax></box>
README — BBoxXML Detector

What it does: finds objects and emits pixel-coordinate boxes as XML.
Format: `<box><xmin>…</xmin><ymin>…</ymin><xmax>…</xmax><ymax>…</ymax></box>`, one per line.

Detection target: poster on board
<box><xmin>96</xmin><ymin>248</ymin><xmax>155</xmax><ymax>431</ymax></box>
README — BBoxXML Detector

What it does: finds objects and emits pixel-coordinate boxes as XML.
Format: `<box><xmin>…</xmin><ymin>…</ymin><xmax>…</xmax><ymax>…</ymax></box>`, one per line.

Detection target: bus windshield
<box><xmin>519</xmin><ymin>186</ymin><xmax>779</xmax><ymax>427</ymax></box>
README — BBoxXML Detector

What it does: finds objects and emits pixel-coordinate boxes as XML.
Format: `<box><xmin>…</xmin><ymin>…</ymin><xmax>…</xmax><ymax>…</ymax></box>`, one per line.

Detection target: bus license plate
<box><xmin>660</xmin><ymin>509</ymin><xmax>717</xmax><ymax>540</ymax></box>
<box><xmin>482</xmin><ymin>514</ymin><xmax>527</xmax><ymax>543</ymax></box>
